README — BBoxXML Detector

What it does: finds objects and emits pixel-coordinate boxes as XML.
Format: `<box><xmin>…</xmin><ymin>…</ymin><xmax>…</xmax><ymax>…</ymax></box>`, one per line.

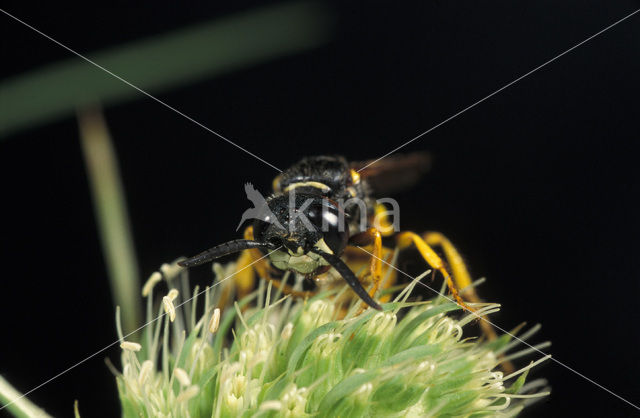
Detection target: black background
<box><xmin>1</xmin><ymin>1</ymin><xmax>639</xmax><ymax>417</ymax></box>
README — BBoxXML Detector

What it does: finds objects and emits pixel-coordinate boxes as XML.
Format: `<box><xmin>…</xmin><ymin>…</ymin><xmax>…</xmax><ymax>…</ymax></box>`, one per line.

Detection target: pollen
<box><xmin>120</xmin><ymin>341</ymin><xmax>142</xmax><ymax>352</ymax></box>
<box><xmin>138</xmin><ymin>360</ymin><xmax>154</xmax><ymax>385</ymax></box>
<box><xmin>176</xmin><ymin>385</ymin><xmax>199</xmax><ymax>403</ymax></box>
<box><xmin>281</xmin><ymin>322</ymin><xmax>293</xmax><ymax>340</ymax></box>
<box><xmin>209</xmin><ymin>308</ymin><xmax>221</xmax><ymax>334</ymax></box>
<box><xmin>141</xmin><ymin>271</ymin><xmax>162</xmax><ymax>297</ymax></box>
<box><xmin>173</xmin><ymin>367</ymin><xmax>191</xmax><ymax>386</ymax></box>
<box><xmin>162</xmin><ymin>296</ymin><xmax>176</xmax><ymax>322</ymax></box>
<box><xmin>259</xmin><ymin>400</ymin><xmax>283</xmax><ymax>411</ymax></box>
<box><xmin>167</xmin><ymin>288</ymin><xmax>179</xmax><ymax>301</ymax></box>
<box><xmin>160</xmin><ymin>260</ymin><xmax>184</xmax><ymax>282</ymax></box>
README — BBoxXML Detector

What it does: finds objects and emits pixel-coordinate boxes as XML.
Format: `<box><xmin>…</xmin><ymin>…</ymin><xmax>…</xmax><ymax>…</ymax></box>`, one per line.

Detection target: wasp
<box><xmin>179</xmin><ymin>153</ymin><xmax>494</xmax><ymax>323</ymax></box>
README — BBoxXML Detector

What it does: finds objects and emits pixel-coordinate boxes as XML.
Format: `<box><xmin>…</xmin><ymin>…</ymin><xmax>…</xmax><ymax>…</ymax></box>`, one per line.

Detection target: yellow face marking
<box><xmin>314</xmin><ymin>237</ymin><xmax>333</xmax><ymax>254</ymax></box>
<box><xmin>283</xmin><ymin>181</ymin><xmax>331</xmax><ymax>193</ymax></box>
<box><xmin>268</xmin><ymin>238</ymin><xmax>332</xmax><ymax>274</ymax></box>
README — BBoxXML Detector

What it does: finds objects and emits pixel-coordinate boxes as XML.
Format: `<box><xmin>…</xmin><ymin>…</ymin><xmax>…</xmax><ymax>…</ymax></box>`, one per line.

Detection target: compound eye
<box><xmin>323</xmin><ymin>224</ymin><xmax>348</xmax><ymax>254</ymax></box>
<box><xmin>307</xmin><ymin>200</ymin><xmax>348</xmax><ymax>254</ymax></box>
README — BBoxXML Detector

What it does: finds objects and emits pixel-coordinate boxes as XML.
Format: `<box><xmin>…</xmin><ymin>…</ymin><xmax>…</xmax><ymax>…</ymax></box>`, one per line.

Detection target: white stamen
<box><xmin>138</xmin><ymin>360</ymin><xmax>153</xmax><ymax>385</ymax></box>
<box><xmin>176</xmin><ymin>385</ymin><xmax>200</xmax><ymax>402</ymax></box>
<box><xmin>167</xmin><ymin>288</ymin><xmax>179</xmax><ymax>301</ymax></box>
<box><xmin>120</xmin><ymin>341</ymin><xmax>142</xmax><ymax>352</ymax></box>
<box><xmin>160</xmin><ymin>262</ymin><xmax>183</xmax><ymax>282</ymax></box>
<box><xmin>259</xmin><ymin>400</ymin><xmax>282</xmax><ymax>411</ymax></box>
<box><xmin>173</xmin><ymin>367</ymin><xmax>191</xmax><ymax>386</ymax></box>
<box><xmin>163</xmin><ymin>296</ymin><xmax>176</xmax><ymax>322</ymax></box>
<box><xmin>141</xmin><ymin>272</ymin><xmax>162</xmax><ymax>297</ymax></box>
<box><xmin>504</xmin><ymin>355</ymin><xmax>552</xmax><ymax>381</ymax></box>
<box><xmin>209</xmin><ymin>308</ymin><xmax>221</xmax><ymax>334</ymax></box>
<box><xmin>281</xmin><ymin>322</ymin><xmax>293</xmax><ymax>340</ymax></box>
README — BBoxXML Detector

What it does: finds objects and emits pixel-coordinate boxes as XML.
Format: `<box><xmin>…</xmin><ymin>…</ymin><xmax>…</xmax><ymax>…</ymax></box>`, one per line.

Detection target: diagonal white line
<box><xmin>358</xmin><ymin>8</ymin><xmax>640</xmax><ymax>172</ymax></box>
<box><xmin>356</xmin><ymin>245</ymin><xmax>640</xmax><ymax>412</ymax></box>
<box><xmin>0</xmin><ymin>8</ymin><xmax>283</xmax><ymax>173</ymax></box>
<box><xmin>0</xmin><ymin>247</ymin><xmax>282</xmax><ymax>412</ymax></box>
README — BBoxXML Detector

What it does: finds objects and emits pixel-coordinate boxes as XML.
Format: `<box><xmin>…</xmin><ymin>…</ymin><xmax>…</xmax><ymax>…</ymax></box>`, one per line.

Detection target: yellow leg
<box><xmin>423</xmin><ymin>232</ymin><xmax>475</xmax><ymax>299</ymax></box>
<box><xmin>342</xmin><ymin>245</ymin><xmax>397</xmax><ymax>304</ymax></box>
<box><xmin>373</xmin><ymin>203</ymin><xmax>395</xmax><ymax>237</ymax></box>
<box><xmin>234</xmin><ymin>247</ymin><xmax>259</xmax><ymax>300</ymax></box>
<box><xmin>231</xmin><ymin>226</ymin><xmax>260</xmax><ymax>300</ymax></box>
<box><xmin>421</xmin><ymin>231</ymin><xmax>515</xmax><ymax>375</ymax></box>
<box><xmin>395</xmin><ymin>231</ymin><xmax>473</xmax><ymax>312</ymax></box>
<box><xmin>349</xmin><ymin>227</ymin><xmax>383</xmax><ymax>297</ymax></box>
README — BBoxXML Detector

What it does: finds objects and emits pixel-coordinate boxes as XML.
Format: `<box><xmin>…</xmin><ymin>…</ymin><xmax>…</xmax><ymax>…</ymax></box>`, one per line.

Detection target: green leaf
<box><xmin>287</xmin><ymin>322</ymin><xmax>337</xmax><ymax>376</ymax></box>
<box><xmin>383</xmin><ymin>344</ymin><xmax>442</xmax><ymax>367</ymax></box>
<box><xmin>0</xmin><ymin>1</ymin><xmax>333</xmax><ymax>138</ymax></box>
<box><xmin>317</xmin><ymin>369</ymin><xmax>380</xmax><ymax>412</ymax></box>
<box><xmin>505</xmin><ymin>367</ymin><xmax>530</xmax><ymax>394</ymax></box>
<box><xmin>436</xmin><ymin>390</ymin><xmax>480</xmax><ymax>415</ymax></box>
<box><xmin>392</xmin><ymin>303</ymin><xmax>461</xmax><ymax>352</ymax></box>
<box><xmin>484</xmin><ymin>333</ymin><xmax>512</xmax><ymax>352</ymax></box>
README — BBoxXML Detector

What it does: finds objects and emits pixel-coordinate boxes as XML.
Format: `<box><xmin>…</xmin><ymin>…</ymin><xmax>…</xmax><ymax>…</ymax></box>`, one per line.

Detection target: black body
<box><xmin>179</xmin><ymin>155</ymin><xmax>404</xmax><ymax>310</ymax></box>
<box><xmin>276</xmin><ymin>155</ymin><xmax>368</xmax><ymax>200</ymax></box>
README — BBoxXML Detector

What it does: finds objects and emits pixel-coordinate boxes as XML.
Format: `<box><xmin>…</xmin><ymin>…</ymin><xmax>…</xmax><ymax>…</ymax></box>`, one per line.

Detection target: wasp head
<box><xmin>252</xmin><ymin>193</ymin><xmax>348</xmax><ymax>275</ymax></box>
<box><xmin>179</xmin><ymin>190</ymin><xmax>380</xmax><ymax>310</ymax></box>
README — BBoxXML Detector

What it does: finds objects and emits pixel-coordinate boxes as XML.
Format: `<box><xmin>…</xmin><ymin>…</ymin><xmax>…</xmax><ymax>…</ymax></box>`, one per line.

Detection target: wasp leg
<box><xmin>422</xmin><ymin>231</ymin><xmax>515</xmax><ymax>373</ymax></box>
<box><xmin>234</xmin><ymin>246</ymin><xmax>259</xmax><ymax>300</ymax></box>
<box><xmin>395</xmin><ymin>231</ymin><xmax>474</xmax><ymax>313</ymax></box>
<box><xmin>373</xmin><ymin>203</ymin><xmax>396</xmax><ymax>237</ymax></box>
<box><xmin>422</xmin><ymin>232</ymin><xmax>475</xmax><ymax>296</ymax></box>
<box><xmin>228</xmin><ymin>225</ymin><xmax>261</xmax><ymax>300</ymax></box>
<box><xmin>422</xmin><ymin>232</ymin><xmax>499</xmax><ymax>338</ymax></box>
<box><xmin>349</xmin><ymin>227</ymin><xmax>383</xmax><ymax>298</ymax></box>
<box><xmin>238</xmin><ymin>226</ymin><xmax>313</xmax><ymax>299</ymax></box>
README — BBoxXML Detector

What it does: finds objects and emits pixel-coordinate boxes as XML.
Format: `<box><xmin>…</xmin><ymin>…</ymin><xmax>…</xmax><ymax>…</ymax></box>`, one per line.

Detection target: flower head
<box><xmin>114</xmin><ymin>260</ymin><xmax>549</xmax><ymax>417</ymax></box>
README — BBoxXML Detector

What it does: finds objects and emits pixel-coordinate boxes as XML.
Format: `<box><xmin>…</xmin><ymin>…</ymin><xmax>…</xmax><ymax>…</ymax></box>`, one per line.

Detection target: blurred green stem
<box><xmin>0</xmin><ymin>1</ymin><xmax>332</xmax><ymax>137</ymax></box>
<box><xmin>77</xmin><ymin>107</ymin><xmax>141</xmax><ymax>333</ymax></box>
<box><xmin>0</xmin><ymin>375</ymin><xmax>51</xmax><ymax>418</ymax></box>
